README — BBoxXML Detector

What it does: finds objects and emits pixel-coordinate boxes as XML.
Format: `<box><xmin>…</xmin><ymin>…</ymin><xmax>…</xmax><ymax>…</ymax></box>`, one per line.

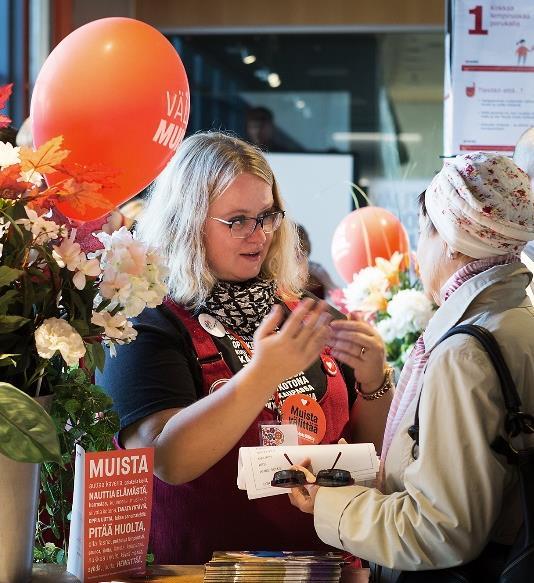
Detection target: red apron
<box><xmin>149</xmin><ymin>300</ymin><xmax>351</xmax><ymax>564</ymax></box>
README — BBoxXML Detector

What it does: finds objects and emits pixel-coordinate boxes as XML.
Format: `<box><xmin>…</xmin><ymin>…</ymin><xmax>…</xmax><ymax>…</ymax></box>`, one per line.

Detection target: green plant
<box><xmin>0</xmin><ymin>84</ymin><xmax>167</xmax><ymax>464</ymax></box>
<box><xmin>34</xmin><ymin>369</ymin><xmax>119</xmax><ymax>562</ymax></box>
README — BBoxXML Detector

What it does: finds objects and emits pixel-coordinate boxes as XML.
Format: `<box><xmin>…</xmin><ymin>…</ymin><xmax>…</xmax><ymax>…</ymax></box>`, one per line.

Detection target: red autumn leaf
<box><xmin>19</xmin><ymin>135</ymin><xmax>70</xmax><ymax>174</ymax></box>
<box><xmin>52</xmin><ymin>160</ymin><xmax>119</xmax><ymax>189</ymax></box>
<box><xmin>55</xmin><ymin>178</ymin><xmax>114</xmax><ymax>214</ymax></box>
<box><xmin>0</xmin><ymin>164</ymin><xmax>31</xmax><ymax>197</ymax></box>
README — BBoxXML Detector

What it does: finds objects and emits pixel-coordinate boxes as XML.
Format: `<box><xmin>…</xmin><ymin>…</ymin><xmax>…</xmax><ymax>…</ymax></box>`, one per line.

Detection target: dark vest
<box><xmin>149</xmin><ymin>299</ymin><xmax>351</xmax><ymax>564</ymax></box>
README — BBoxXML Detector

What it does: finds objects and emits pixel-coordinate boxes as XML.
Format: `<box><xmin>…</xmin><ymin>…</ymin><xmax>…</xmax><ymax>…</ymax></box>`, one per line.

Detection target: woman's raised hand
<box><xmin>251</xmin><ymin>298</ymin><xmax>332</xmax><ymax>387</ymax></box>
<box><xmin>329</xmin><ymin>317</ymin><xmax>386</xmax><ymax>389</ymax></box>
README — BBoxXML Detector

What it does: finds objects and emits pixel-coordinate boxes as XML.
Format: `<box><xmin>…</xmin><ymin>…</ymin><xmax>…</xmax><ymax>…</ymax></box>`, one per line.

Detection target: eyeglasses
<box><xmin>271</xmin><ymin>452</ymin><xmax>354</xmax><ymax>488</ymax></box>
<box><xmin>209</xmin><ymin>210</ymin><xmax>285</xmax><ymax>239</ymax></box>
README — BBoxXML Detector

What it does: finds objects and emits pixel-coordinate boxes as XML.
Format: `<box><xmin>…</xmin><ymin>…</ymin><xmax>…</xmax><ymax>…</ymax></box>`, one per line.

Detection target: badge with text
<box><xmin>198</xmin><ymin>313</ymin><xmax>226</xmax><ymax>337</ymax></box>
<box><xmin>259</xmin><ymin>422</ymin><xmax>299</xmax><ymax>447</ymax></box>
<box><xmin>322</xmin><ymin>356</ymin><xmax>338</xmax><ymax>377</ymax></box>
<box><xmin>280</xmin><ymin>395</ymin><xmax>327</xmax><ymax>445</ymax></box>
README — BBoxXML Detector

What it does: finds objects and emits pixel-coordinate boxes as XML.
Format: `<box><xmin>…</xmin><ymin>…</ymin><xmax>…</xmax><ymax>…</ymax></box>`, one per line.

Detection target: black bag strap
<box><xmin>408</xmin><ymin>324</ymin><xmax>534</xmax><ymax>458</ymax></box>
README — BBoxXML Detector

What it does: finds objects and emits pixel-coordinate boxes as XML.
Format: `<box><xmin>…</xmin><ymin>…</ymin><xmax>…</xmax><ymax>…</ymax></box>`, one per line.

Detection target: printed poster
<box><xmin>445</xmin><ymin>0</ymin><xmax>534</xmax><ymax>155</ymax></box>
<box><xmin>67</xmin><ymin>445</ymin><xmax>154</xmax><ymax>582</ymax></box>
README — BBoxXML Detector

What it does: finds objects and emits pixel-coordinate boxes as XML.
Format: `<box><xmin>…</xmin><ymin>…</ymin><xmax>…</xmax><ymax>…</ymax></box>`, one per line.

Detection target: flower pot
<box><xmin>0</xmin><ymin>453</ymin><xmax>41</xmax><ymax>583</ymax></box>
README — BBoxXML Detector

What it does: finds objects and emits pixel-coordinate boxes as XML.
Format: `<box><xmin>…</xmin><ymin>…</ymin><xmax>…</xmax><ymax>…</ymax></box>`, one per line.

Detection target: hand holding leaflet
<box><xmin>238</xmin><ymin>443</ymin><xmax>379</xmax><ymax>500</ymax></box>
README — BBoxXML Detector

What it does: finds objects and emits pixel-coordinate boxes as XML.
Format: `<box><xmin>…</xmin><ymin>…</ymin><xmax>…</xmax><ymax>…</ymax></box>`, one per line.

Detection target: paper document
<box><xmin>238</xmin><ymin>443</ymin><xmax>379</xmax><ymax>500</ymax></box>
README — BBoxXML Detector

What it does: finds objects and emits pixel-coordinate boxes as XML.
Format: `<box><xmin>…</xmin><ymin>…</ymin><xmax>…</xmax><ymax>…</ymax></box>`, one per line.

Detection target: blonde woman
<box><xmin>98</xmin><ymin>132</ymin><xmax>391</xmax><ymax>564</ymax></box>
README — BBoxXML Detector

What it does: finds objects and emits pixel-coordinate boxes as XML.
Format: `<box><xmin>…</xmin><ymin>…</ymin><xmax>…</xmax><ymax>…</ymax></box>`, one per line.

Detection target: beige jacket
<box><xmin>314</xmin><ymin>263</ymin><xmax>534</xmax><ymax>570</ymax></box>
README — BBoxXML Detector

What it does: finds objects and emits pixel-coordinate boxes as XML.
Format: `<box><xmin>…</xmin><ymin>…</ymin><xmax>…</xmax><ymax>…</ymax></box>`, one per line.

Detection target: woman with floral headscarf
<box><xmin>290</xmin><ymin>153</ymin><xmax>534</xmax><ymax>581</ymax></box>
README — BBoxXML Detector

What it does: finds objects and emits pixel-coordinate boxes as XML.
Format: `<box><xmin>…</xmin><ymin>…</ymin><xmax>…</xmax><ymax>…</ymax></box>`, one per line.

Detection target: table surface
<box><xmin>32</xmin><ymin>563</ymin><xmax>369</xmax><ymax>582</ymax></box>
<box><xmin>32</xmin><ymin>564</ymin><xmax>205</xmax><ymax>582</ymax></box>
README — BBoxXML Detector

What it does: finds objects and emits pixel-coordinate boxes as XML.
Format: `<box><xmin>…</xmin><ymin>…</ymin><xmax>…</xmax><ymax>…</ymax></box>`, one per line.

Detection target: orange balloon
<box><xmin>331</xmin><ymin>206</ymin><xmax>410</xmax><ymax>283</ymax></box>
<box><xmin>31</xmin><ymin>17</ymin><xmax>189</xmax><ymax>221</ymax></box>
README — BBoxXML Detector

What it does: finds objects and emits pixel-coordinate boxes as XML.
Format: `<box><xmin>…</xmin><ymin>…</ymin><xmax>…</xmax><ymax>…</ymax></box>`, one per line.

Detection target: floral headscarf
<box><xmin>425</xmin><ymin>152</ymin><xmax>534</xmax><ymax>258</ymax></box>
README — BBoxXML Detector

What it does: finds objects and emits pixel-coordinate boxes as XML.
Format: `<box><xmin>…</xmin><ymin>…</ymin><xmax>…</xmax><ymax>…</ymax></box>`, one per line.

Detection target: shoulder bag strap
<box><xmin>408</xmin><ymin>324</ymin><xmax>533</xmax><ymax>452</ymax></box>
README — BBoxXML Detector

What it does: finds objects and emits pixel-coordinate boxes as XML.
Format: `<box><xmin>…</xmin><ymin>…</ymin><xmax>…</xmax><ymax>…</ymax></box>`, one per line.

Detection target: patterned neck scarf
<box><xmin>202</xmin><ymin>279</ymin><xmax>277</xmax><ymax>337</ymax></box>
<box><xmin>380</xmin><ymin>253</ymin><xmax>520</xmax><ymax>468</ymax></box>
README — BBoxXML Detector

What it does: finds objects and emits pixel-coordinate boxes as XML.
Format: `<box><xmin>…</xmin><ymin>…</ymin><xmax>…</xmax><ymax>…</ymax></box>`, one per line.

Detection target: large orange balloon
<box><xmin>331</xmin><ymin>206</ymin><xmax>410</xmax><ymax>283</ymax></box>
<box><xmin>31</xmin><ymin>17</ymin><xmax>189</xmax><ymax>221</ymax></box>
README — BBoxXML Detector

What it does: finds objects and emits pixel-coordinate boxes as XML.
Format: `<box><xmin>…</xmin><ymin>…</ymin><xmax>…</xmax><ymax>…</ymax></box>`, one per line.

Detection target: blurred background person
<box><xmin>245</xmin><ymin>106</ymin><xmax>301</xmax><ymax>153</ymax></box>
<box><xmin>297</xmin><ymin>223</ymin><xmax>336</xmax><ymax>299</ymax></box>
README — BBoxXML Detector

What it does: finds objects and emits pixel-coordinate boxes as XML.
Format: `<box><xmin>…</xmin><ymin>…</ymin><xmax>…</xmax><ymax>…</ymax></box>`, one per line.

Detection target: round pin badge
<box><xmin>322</xmin><ymin>356</ymin><xmax>338</xmax><ymax>377</ymax></box>
<box><xmin>280</xmin><ymin>394</ymin><xmax>327</xmax><ymax>445</ymax></box>
<box><xmin>198</xmin><ymin>313</ymin><xmax>226</xmax><ymax>337</ymax></box>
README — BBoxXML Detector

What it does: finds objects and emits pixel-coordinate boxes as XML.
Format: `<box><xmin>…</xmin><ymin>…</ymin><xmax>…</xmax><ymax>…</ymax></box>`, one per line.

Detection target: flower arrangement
<box><xmin>0</xmin><ymin>84</ymin><xmax>168</xmax><ymax>464</ymax></box>
<box><xmin>330</xmin><ymin>251</ymin><xmax>435</xmax><ymax>369</ymax></box>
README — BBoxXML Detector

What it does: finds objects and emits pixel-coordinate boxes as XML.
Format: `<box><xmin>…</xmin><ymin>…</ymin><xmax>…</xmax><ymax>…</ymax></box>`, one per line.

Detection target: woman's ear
<box><xmin>446</xmin><ymin>246</ymin><xmax>459</xmax><ymax>260</ymax></box>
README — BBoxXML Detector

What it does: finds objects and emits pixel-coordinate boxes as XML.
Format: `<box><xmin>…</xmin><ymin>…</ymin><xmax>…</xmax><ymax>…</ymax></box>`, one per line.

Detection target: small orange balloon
<box><xmin>331</xmin><ymin>206</ymin><xmax>410</xmax><ymax>283</ymax></box>
<box><xmin>31</xmin><ymin>17</ymin><xmax>189</xmax><ymax>221</ymax></box>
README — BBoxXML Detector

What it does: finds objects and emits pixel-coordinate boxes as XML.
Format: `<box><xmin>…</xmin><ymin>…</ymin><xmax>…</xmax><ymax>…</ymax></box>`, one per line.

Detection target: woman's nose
<box><xmin>248</xmin><ymin>222</ymin><xmax>268</xmax><ymax>242</ymax></box>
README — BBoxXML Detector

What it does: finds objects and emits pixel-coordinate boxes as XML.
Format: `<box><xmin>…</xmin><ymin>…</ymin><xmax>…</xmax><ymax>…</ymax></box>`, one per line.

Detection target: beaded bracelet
<box><xmin>356</xmin><ymin>366</ymin><xmax>394</xmax><ymax>401</ymax></box>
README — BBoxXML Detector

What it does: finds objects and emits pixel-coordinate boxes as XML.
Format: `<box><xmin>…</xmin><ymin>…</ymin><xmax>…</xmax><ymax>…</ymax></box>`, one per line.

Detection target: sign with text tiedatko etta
<box><xmin>67</xmin><ymin>445</ymin><xmax>154</xmax><ymax>582</ymax></box>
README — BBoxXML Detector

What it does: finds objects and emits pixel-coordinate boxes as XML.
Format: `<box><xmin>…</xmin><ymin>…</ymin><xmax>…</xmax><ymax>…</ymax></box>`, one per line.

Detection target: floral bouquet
<box><xmin>330</xmin><ymin>251</ymin><xmax>435</xmax><ymax>370</ymax></box>
<box><xmin>0</xmin><ymin>84</ymin><xmax>168</xmax><ymax>465</ymax></box>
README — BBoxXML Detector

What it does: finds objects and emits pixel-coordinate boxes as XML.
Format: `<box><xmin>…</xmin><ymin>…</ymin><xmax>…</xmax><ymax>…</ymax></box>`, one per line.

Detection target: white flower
<box><xmin>0</xmin><ymin>141</ymin><xmax>20</xmax><ymax>168</ymax></box>
<box><xmin>376</xmin><ymin>318</ymin><xmax>397</xmax><ymax>343</ymax></box>
<box><xmin>96</xmin><ymin>227</ymin><xmax>168</xmax><ymax>317</ymax></box>
<box><xmin>16</xmin><ymin>207</ymin><xmax>66</xmax><ymax>244</ymax></box>
<box><xmin>385</xmin><ymin>289</ymin><xmax>434</xmax><ymax>338</ymax></box>
<box><xmin>91</xmin><ymin>310</ymin><xmax>137</xmax><ymax>357</ymax></box>
<box><xmin>52</xmin><ymin>230</ymin><xmax>83</xmax><ymax>270</ymax></box>
<box><xmin>343</xmin><ymin>267</ymin><xmax>389</xmax><ymax>312</ymax></box>
<box><xmin>72</xmin><ymin>256</ymin><xmax>101</xmax><ymax>290</ymax></box>
<box><xmin>18</xmin><ymin>169</ymin><xmax>43</xmax><ymax>186</ymax></box>
<box><xmin>34</xmin><ymin>317</ymin><xmax>86</xmax><ymax>366</ymax></box>
<box><xmin>91</xmin><ymin>310</ymin><xmax>137</xmax><ymax>343</ymax></box>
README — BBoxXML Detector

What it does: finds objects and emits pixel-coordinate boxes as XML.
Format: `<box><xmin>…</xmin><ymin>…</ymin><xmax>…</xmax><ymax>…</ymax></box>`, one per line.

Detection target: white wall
<box><xmin>266</xmin><ymin>152</ymin><xmax>354</xmax><ymax>288</ymax></box>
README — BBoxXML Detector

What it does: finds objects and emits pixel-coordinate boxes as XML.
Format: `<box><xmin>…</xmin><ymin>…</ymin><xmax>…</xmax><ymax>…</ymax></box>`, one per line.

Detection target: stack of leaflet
<box><xmin>204</xmin><ymin>550</ymin><xmax>348</xmax><ymax>582</ymax></box>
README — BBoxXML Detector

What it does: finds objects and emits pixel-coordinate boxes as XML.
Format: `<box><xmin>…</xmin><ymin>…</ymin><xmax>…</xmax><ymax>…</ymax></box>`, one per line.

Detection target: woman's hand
<box><xmin>250</xmin><ymin>298</ymin><xmax>332</xmax><ymax>387</ymax></box>
<box><xmin>329</xmin><ymin>318</ymin><xmax>386</xmax><ymax>390</ymax></box>
<box><xmin>288</xmin><ymin>463</ymin><xmax>320</xmax><ymax>515</ymax></box>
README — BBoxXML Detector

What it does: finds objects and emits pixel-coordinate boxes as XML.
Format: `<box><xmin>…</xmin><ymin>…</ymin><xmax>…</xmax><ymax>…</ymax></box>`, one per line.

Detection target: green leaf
<box><xmin>0</xmin><ymin>289</ymin><xmax>19</xmax><ymax>314</ymax></box>
<box><xmin>0</xmin><ymin>383</ymin><xmax>61</xmax><ymax>463</ymax></box>
<box><xmin>68</xmin><ymin>290</ymin><xmax>88</xmax><ymax>321</ymax></box>
<box><xmin>63</xmin><ymin>399</ymin><xmax>80</xmax><ymax>416</ymax></box>
<box><xmin>0</xmin><ymin>266</ymin><xmax>23</xmax><ymax>287</ymax></box>
<box><xmin>0</xmin><ymin>315</ymin><xmax>31</xmax><ymax>333</ymax></box>
<box><xmin>0</xmin><ymin>353</ymin><xmax>17</xmax><ymax>367</ymax></box>
<box><xmin>84</xmin><ymin>342</ymin><xmax>106</xmax><ymax>373</ymax></box>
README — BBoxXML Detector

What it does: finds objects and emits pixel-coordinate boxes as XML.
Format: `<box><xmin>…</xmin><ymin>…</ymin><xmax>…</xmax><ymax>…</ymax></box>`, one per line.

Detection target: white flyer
<box><xmin>445</xmin><ymin>0</ymin><xmax>534</xmax><ymax>155</ymax></box>
<box><xmin>237</xmin><ymin>443</ymin><xmax>379</xmax><ymax>500</ymax></box>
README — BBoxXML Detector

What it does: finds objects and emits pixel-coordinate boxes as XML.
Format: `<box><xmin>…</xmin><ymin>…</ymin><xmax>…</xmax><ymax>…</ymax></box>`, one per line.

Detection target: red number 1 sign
<box><xmin>468</xmin><ymin>5</ymin><xmax>489</xmax><ymax>35</ymax></box>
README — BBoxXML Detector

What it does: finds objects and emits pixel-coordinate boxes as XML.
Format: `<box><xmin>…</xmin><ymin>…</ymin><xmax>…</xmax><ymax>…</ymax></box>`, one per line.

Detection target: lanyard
<box><xmin>226</xmin><ymin>329</ymin><xmax>282</xmax><ymax>419</ymax></box>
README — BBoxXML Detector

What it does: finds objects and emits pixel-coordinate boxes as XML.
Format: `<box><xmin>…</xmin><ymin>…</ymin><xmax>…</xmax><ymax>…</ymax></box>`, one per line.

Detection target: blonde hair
<box><xmin>136</xmin><ymin>131</ymin><xmax>306</xmax><ymax>309</ymax></box>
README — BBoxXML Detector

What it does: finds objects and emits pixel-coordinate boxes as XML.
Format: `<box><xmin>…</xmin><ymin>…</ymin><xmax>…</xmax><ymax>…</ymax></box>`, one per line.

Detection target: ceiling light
<box><xmin>267</xmin><ymin>73</ymin><xmax>281</xmax><ymax>88</ymax></box>
<box><xmin>332</xmin><ymin>132</ymin><xmax>422</xmax><ymax>143</ymax></box>
<box><xmin>242</xmin><ymin>54</ymin><xmax>256</xmax><ymax>65</ymax></box>
<box><xmin>295</xmin><ymin>99</ymin><xmax>306</xmax><ymax>109</ymax></box>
